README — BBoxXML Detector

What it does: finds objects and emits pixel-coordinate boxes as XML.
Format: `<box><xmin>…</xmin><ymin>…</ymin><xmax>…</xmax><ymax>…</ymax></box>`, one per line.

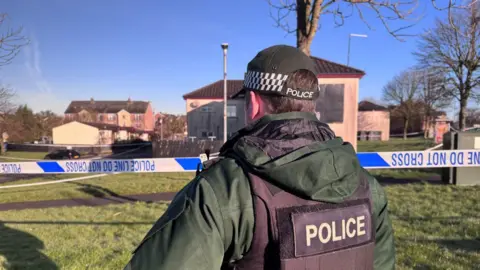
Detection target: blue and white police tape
<box><xmin>1</xmin><ymin>149</ymin><xmax>480</xmax><ymax>174</ymax></box>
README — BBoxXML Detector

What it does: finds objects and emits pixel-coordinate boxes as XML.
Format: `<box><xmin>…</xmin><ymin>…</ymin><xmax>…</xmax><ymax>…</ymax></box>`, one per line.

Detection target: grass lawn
<box><xmin>385</xmin><ymin>183</ymin><xmax>480</xmax><ymax>269</ymax></box>
<box><xmin>0</xmin><ymin>151</ymin><xmax>48</xmax><ymax>161</ymax></box>
<box><xmin>357</xmin><ymin>138</ymin><xmax>437</xmax><ymax>152</ymax></box>
<box><xmin>0</xmin><ymin>169</ymin><xmax>443</xmax><ymax>204</ymax></box>
<box><xmin>369</xmin><ymin>168</ymin><xmax>440</xmax><ymax>180</ymax></box>
<box><xmin>0</xmin><ymin>173</ymin><xmax>194</xmax><ymax>204</ymax></box>
<box><xmin>0</xmin><ymin>202</ymin><xmax>166</xmax><ymax>270</ymax></box>
<box><xmin>0</xmin><ymin>138</ymin><xmax>442</xmax><ymax>204</ymax></box>
<box><xmin>0</xmin><ymin>183</ymin><xmax>478</xmax><ymax>269</ymax></box>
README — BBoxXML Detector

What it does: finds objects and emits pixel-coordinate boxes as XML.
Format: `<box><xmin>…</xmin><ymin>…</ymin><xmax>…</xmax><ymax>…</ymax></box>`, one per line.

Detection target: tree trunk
<box><xmin>424</xmin><ymin>111</ymin><xmax>432</xmax><ymax>139</ymax></box>
<box><xmin>296</xmin><ymin>0</ymin><xmax>311</xmax><ymax>56</ymax></box>
<box><xmin>403</xmin><ymin>118</ymin><xmax>409</xmax><ymax>140</ymax></box>
<box><xmin>295</xmin><ymin>0</ymin><xmax>321</xmax><ymax>56</ymax></box>
<box><xmin>459</xmin><ymin>98</ymin><xmax>468</xmax><ymax>131</ymax></box>
<box><xmin>297</xmin><ymin>32</ymin><xmax>311</xmax><ymax>56</ymax></box>
<box><xmin>423</xmin><ymin>117</ymin><xmax>429</xmax><ymax>139</ymax></box>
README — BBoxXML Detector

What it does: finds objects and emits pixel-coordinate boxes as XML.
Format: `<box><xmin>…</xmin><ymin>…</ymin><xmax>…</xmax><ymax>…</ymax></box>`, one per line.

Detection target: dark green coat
<box><xmin>124</xmin><ymin>112</ymin><xmax>396</xmax><ymax>270</ymax></box>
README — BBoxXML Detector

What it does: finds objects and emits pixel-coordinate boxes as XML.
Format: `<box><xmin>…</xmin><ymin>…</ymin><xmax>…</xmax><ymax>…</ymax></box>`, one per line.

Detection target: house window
<box><xmin>200</xmin><ymin>131</ymin><xmax>214</xmax><ymax>138</ymax></box>
<box><xmin>108</xmin><ymin>114</ymin><xmax>116</xmax><ymax>121</ymax></box>
<box><xmin>98</xmin><ymin>114</ymin><xmax>104</xmax><ymax>121</ymax></box>
<box><xmin>201</xmin><ymin>106</ymin><xmax>213</xmax><ymax>113</ymax></box>
<box><xmin>134</xmin><ymin>114</ymin><xmax>143</xmax><ymax>121</ymax></box>
<box><xmin>227</xmin><ymin>105</ymin><xmax>237</xmax><ymax>117</ymax></box>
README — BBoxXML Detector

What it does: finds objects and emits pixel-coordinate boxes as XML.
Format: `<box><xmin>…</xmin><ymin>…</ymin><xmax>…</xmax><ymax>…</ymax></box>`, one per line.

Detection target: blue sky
<box><xmin>1</xmin><ymin>0</ymin><xmax>455</xmax><ymax>115</ymax></box>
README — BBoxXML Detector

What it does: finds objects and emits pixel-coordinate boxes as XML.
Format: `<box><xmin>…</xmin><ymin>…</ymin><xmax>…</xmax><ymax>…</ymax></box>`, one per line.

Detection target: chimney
<box><xmin>90</xmin><ymin>97</ymin><xmax>95</xmax><ymax>104</ymax></box>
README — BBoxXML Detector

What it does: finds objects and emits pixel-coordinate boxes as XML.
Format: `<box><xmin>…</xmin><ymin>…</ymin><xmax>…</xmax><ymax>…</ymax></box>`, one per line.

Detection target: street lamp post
<box><xmin>347</xmin><ymin>33</ymin><xmax>368</xmax><ymax>66</ymax></box>
<box><xmin>160</xmin><ymin>118</ymin><xmax>163</xmax><ymax>140</ymax></box>
<box><xmin>221</xmin><ymin>43</ymin><xmax>229</xmax><ymax>143</ymax></box>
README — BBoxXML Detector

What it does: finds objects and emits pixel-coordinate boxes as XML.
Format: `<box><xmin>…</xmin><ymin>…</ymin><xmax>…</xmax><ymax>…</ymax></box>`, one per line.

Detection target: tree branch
<box><xmin>266</xmin><ymin>0</ymin><xmax>473</xmax><ymax>54</ymax></box>
<box><xmin>0</xmin><ymin>13</ymin><xmax>29</xmax><ymax>67</ymax></box>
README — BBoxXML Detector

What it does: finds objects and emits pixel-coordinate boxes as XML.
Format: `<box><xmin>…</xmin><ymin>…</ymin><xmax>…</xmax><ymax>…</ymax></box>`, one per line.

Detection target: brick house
<box><xmin>52</xmin><ymin>121</ymin><xmax>153</xmax><ymax>145</ymax></box>
<box><xmin>182</xmin><ymin>57</ymin><xmax>365</xmax><ymax>150</ymax></box>
<box><xmin>357</xmin><ymin>100</ymin><xmax>390</xmax><ymax>141</ymax></box>
<box><xmin>64</xmin><ymin>98</ymin><xmax>155</xmax><ymax>131</ymax></box>
<box><xmin>388</xmin><ymin>101</ymin><xmax>446</xmax><ymax>137</ymax></box>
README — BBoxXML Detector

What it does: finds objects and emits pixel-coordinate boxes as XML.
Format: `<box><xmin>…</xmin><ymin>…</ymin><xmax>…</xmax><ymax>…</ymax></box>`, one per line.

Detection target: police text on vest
<box><xmin>290</xmin><ymin>203</ymin><xmax>372</xmax><ymax>256</ymax></box>
<box><xmin>305</xmin><ymin>215</ymin><xmax>366</xmax><ymax>246</ymax></box>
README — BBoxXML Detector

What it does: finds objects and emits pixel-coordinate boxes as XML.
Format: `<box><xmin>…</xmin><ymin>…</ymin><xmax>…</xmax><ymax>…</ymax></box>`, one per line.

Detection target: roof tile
<box><xmin>183</xmin><ymin>57</ymin><xmax>365</xmax><ymax>99</ymax></box>
<box><xmin>64</xmin><ymin>100</ymin><xmax>150</xmax><ymax>114</ymax></box>
<box><xmin>182</xmin><ymin>80</ymin><xmax>244</xmax><ymax>100</ymax></box>
<box><xmin>311</xmin><ymin>56</ymin><xmax>365</xmax><ymax>75</ymax></box>
<box><xmin>77</xmin><ymin>121</ymin><xmax>151</xmax><ymax>134</ymax></box>
<box><xmin>358</xmin><ymin>100</ymin><xmax>388</xmax><ymax>111</ymax></box>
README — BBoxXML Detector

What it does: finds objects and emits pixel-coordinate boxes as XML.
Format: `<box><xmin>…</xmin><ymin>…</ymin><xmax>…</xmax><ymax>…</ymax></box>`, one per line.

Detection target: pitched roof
<box><xmin>183</xmin><ymin>80</ymin><xmax>244</xmax><ymax>100</ymax></box>
<box><xmin>183</xmin><ymin>57</ymin><xmax>365</xmax><ymax>99</ymax></box>
<box><xmin>311</xmin><ymin>56</ymin><xmax>365</xmax><ymax>76</ymax></box>
<box><xmin>64</xmin><ymin>99</ymin><xmax>150</xmax><ymax>114</ymax></box>
<box><xmin>79</xmin><ymin>121</ymin><xmax>121</xmax><ymax>131</ymax></box>
<box><xmin>77</xmin><ymin>121</ymin><xmax>152</xmax><ymax>134</ymax></box>
<box><xmin>358</xmin><ymin>100</ymin><xmax>388</xmax><ymax>111</ymax></box>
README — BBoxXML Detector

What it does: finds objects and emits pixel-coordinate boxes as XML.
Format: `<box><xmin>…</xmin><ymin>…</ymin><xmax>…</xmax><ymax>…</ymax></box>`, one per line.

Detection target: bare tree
<box><xmin>361</xmin><ymin>96</ymin><xmax>387</xmax><ymax>107</ymax></box>
<box><xmin>417</xmin><ymin>68</ymin><xmax>451</xmax><ymax>137</ymax></box>
<box><xmin>267</xmin><ymin>0</ymin><xmax>474</xmax><ymax>56</ymax></box>
<box><xmin>414</xmin><ymin>3</ymin><xmax>480</xmax><ymax>130</ymax></box>
<box><xmin>0</xmin><ymin>13</ymin><xmax>28</xmax><ymax>67</ymax></box>
<box><xmin>154</xmin><ymin>114</ymin><xmax>186</xmax><ymax>140</ymax></box>
<box><xmin>465</xmin><ymin>107</ymin><xmax>480</xmax><ymax>126</ymax></box>
<box><xmin>0</xmin><ymin>86</ymin><xmax>15</xmax><ymax>113</ymax></box>
<box><xmin>383</xmin><ymin>69</ymin><xmax>422</xmax><ymax>139</ymax></box>
<box><xmin>98</xmin><ymin>131</ymin><xmax>109</xmax><ymax>145</ymax></box>
<box><xmin>36</xmin><ymin>110</ymin><xmax>63</xmax><ymax>137</ymax></box>
<box><xmin>0</xmin><ymin>13</ymin><xmax>28</xmax><ymax>119</ymax></box>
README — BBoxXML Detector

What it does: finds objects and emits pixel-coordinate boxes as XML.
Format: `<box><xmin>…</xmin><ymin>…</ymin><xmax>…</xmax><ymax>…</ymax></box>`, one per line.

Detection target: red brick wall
<box><xmin>143</xmin><ymin>103</ymin><xmax>154</xmax><ymax>131</ymax></box>
<box><xmin>130</xmin><ymin>114</ymin><xmax>144</xmax><ymax>130</ymax></box>
<box><xmin>128</xmin><ymin>103</ymin><xmax>154</xmax><ymax>131</ymax></box>
<box><xmin>358</xmin><ymin>111</ymin><xmax>390</xmax><ymax>141</ymax></box>
<box><xmin>96</xmin><ymin>113</ymin><xmax>118</xmax><ymax>125</ymax></box>
<box><xmin>64</xmin><ymin>103</ymin><xmax>154</xmax><ymax>131</ymax></box>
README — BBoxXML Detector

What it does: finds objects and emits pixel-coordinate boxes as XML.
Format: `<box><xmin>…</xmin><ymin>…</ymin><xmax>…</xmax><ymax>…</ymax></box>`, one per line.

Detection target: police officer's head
<box><xmin>232</xmin><ymin>45</ymin><xmax>319</xmax><ymax>124</ymax></box>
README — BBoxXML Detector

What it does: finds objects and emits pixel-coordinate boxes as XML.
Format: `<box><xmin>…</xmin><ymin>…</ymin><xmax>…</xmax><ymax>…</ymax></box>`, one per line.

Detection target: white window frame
<box><xmin>201</xmin><ymin>106</ymin><xmax>213</xmax><ymax>113</ymax></box>
<box><xmin>227</xmin><ymin>105</ymin><xmax>237</xmax><ymax>117</ymax></box>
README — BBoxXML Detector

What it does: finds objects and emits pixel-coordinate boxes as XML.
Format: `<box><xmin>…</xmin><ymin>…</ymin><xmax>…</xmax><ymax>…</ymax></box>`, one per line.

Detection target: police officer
<box><xmin>124</xmin><ymin>45</ymin><xmax>396</xmax><ymax>270</ymax></box>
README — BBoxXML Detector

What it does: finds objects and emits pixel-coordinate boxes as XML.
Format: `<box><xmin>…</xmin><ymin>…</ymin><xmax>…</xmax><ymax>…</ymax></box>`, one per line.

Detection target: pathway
<box><xmin>0</xmin><ymin>192</ymin><xmax>177</xmax><ymax>211</ymax></box>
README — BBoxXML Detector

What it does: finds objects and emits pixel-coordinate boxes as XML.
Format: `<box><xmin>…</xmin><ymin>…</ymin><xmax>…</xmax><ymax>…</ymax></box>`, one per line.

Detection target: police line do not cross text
<box><xmin>64</xmin><ymin>159</ymin><xmax>156</xmax><ymax>173</ymax></box>
<box><xmin>2</xmin><ymin>150</ymin><xmax>480</xmax><ymax>175</ymax></box>
<box><xmin>388</xmin><ymin>150</ymin><xmax>480</xmax><ymax>168</ymax></box>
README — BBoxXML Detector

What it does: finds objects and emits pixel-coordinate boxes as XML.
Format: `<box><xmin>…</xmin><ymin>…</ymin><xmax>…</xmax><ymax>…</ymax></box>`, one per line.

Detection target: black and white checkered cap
<box><xmin>243</xmin><ymin>71</ymin><xmax>289</xmax><ymax>93</ymax></box>
<box><xmin>232</xmin><ymin>45</ymin><xmax>319</xmax><ymax>100</ymax></box>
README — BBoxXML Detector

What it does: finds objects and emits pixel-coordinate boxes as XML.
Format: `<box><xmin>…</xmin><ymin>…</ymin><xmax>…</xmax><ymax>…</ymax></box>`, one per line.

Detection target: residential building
<box><xmin>52</xmin><ymin>121</ymin><xmax>152</xmax><ymax>145</ymax></box>
<box><xmin>64</xmin><ymin>98</ymin><xmax>155</xmax><ymax>131</ymax></box>
<box><xmin>388</xmin><ymin>101</ymin><xmax>446</xmax><ymax>137</ymax></box>
<box><xmin>357</xmin><ymin>100</ymin><xmax>390</xmax><ymax>141</ymax></box>
<box><xmin>182</xmin><ymin>56</ymin><xmax>365</xmax><ymax>149</ymax></box>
